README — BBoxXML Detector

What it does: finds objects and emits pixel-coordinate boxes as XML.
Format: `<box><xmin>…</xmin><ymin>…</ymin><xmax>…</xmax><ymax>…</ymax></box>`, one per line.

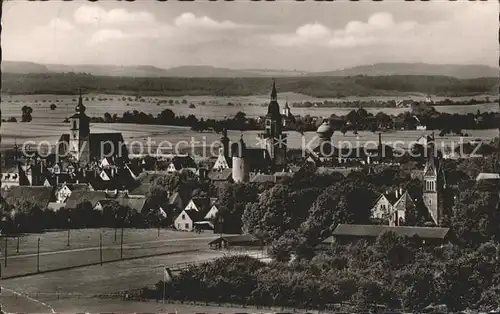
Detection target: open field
<box><xmin>1</xmin><ymin>295</ymin><xmax>304</xmax><ymax>314</ymax></box>
<box><xmin>0</xmin><ymin>247</ymin><xmax>266</xmax><ymax>313</ymax></box>
<box><xmin>1</xmin><ymin>93</ymin><xmax>498</xmax><ymax>122</ymax></box>
<box><xmin>1</xmin><ymin>121</ymin><xmax>497</xmax><ymax>155</ymax></box>
<box><xmin>0</xmin><ymin>228</ymin><xmax>218</xmax><ymax>278</ymax></box>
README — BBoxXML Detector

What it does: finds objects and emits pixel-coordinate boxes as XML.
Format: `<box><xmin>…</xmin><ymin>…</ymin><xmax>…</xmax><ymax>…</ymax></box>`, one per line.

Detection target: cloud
<box><xmin>47</xmin><ymin>18</ymin><xmax>75</xmax><ymax>32</ymax></box>
<box><xmin>74</xmin><ymin>5</ymin><xmax>155</xmax><ymax>25</ymax></box>
<box><xmin>271</xmin><ymin>12</ymin><xmax>418</xmax><ymax>48</ymax></box>
<box><xmin>174</xmin><ymin>13</ymin><xmax>243</xmax><ymax>30</ymax></box>
<box><xmin>86</xmin><ymin>11</ymin><xmax>251</xmax><ymax>46</ymax></box>
<box><xmin>89</xmin><ymin>29</ymin><xmax>128</xmax><ymax>45</ymax></box>
<box><xmin>33</xmin><ymin>18</ymin><xmax>74</xmax><ymax>35</ymax></box>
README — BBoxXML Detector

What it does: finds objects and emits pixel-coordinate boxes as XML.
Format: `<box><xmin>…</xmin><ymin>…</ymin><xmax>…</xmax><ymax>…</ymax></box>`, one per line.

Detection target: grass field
<box><xmin>0</xmin><ymin>228</ymin><xmax>218</xmax><ymax>278</ymax></box>
<box><xmin>0</xmin><ymin>233</ymin><xmax>266</xmax><ymax>313</ymax></box>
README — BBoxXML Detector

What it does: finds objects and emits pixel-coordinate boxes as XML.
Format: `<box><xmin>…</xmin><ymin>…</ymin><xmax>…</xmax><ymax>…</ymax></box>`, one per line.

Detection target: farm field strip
<box><xmin>1</xmin><ymin>121</ymin><xmax>497</xmax><ymax>152</ymax></box>
<box><xmin>1</xmin><ymin>93</ymin><xmax>497</xmax><ymax>122</ymax></box>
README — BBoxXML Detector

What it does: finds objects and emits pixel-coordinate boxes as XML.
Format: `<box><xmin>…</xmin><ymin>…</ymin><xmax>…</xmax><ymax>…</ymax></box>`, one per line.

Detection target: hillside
<box><xmin>2</xmin><ymin>61</ymin><xmax>497</xmax><ymax>79</ymax></box>
<box><xmin>44</xmin><ymin>64</ymin><xmax>170</xmax><ymax>77</ymax></box>
<box><xmin>1</xmin><ymin>73</ymin><xmax>497</xmax><ymax>97</ymax></box>
<box><xmin>1</xmin><ymin>61</ymin><xmax>50</xmax><ymax>74</ymax></box>
<box><xmin>312</xmin><ymin>63</ymin><xmax>498</xmax><ymax>79</ymax></box>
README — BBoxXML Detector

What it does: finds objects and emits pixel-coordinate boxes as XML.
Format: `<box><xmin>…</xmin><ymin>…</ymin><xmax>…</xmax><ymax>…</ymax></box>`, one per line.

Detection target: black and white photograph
<box><xmin>0</xmin><ymin>0</ymin><xmax>499</xmax><ymax>313</ymax></box>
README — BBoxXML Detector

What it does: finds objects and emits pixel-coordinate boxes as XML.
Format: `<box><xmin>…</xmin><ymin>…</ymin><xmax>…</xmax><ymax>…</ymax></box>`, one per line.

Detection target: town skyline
<box><xmin>3</xmin><ymin>1</ymin><xmax>498</xmax><ymax>71</ymax></box>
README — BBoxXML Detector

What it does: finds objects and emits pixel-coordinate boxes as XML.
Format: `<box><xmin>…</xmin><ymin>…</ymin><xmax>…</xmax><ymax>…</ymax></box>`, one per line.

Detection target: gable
<box><xmin>374</xmin><ymin>195</ymin><xmax>392</xmax><ymax>207</ymax></box>
<box><xmin>58</xmin><ymin>185</ymin><xmax>71</xmax><ymax>195</ymax></box>
<box><xmin>393</xmin><ymin>191</ymin><xmax>415</xmax><ymax>212</ymax></box>
<box><xmin>100</xmin><ymin>158</ymin><xmax>110</xmax><ymax>168</ymax></box>
<box><xmin>167</xmin><ymin>163</ymin><xmax>177</xmax><ymax>172</ymax></box>
<box><xmin>185</xmin><ymin>200</ymin><xmax>199</xmax><ymax>211</ymax></box>
<box><xmin>100</xmin><ymin>170</ymin><xmax>111</xmax><ymax>181</ymax></box>
<box><xmin>213</xmin><ymin>154</ymin><xmax>230</xmax><ymax>170</ymax></box>
<box><xmin>204</xmin><ymin>205</ymin><xmax>219</xmax><ymax>220</ymax></box>
<box><xmin>175</xmin><ymin>210</ymin><xmax>193</xmax><ymax>224</ymax></box>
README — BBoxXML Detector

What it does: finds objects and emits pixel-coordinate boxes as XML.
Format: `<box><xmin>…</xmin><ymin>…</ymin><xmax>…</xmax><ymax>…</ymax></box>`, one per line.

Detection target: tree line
<box><xmin>140</xmin><ymin>240</ymin><xmax>499</xmax><ymax>312</ymax></box>
<box><xmin>84</xmin><ymin>106</ymin><xmax>498</xmax><ymax>136</ymax></box>
<box><xmin>137</xmin><ymin>156</ymin><xmax>500</xmax><ymax>311</ymax></box>
<box><xmin>2</xmin><ymin>72</ymin><xmax>497</xmax><ymax>97</ymax></box>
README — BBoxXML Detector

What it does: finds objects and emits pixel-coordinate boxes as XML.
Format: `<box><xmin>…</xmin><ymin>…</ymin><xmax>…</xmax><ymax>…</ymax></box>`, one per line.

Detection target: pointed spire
<box><xmin>78</xmin><ymin>88</ymin><xmax>83</xmax><ymax>105</ymax></box>
<box><xmin>76</xmin><ymin>88</ymin><xmax>86</xmax><ymax>113</ymax></box>
<box><xmin>270</xmin><ymin>79</ymin><xmax>277</xmax><ymax>102</ymax></box>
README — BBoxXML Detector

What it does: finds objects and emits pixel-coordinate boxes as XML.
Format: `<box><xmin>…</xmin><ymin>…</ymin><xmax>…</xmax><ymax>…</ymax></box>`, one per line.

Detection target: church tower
<box><xmin>422</xmin><ymin>134</ymin><xmax>444</xmax><ymax>225</ymax></box>
<box><xmin>221</xmin><ymin>128</ymin><xmax>230</xmax><ymax>162</ymax></box>
<box><xmin>232</xmin><ymin>136</ymin><xmax>249</xmax><ymax>183</ymax></box>
<box><xmin>281</xmin><ymin>98</ymin><xmax>293</xmax><ymax>128</ymax></box>
<box><xmin>260</xmin><ymin>80</ymin><xmax>287</xmax><ymax>171</ymax></box>
<box><xmin>69</xmin><ymin>89</ymin><xmax>90</xmax><ymax>164</ymax></box>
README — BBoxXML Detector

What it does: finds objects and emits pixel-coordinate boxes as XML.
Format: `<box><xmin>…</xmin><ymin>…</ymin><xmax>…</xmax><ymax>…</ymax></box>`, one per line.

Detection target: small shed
<box><xmin>208</xmin><ymin>234</ymin><xmax>262</xmax><ymax>249</ymax></box>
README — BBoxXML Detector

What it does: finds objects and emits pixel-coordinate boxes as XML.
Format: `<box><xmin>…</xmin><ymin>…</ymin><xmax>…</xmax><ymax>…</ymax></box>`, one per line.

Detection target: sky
<box><xmin>2</xmin><ymin>0</ymin><xmax>498</xmax><ymax>71</ymax></box>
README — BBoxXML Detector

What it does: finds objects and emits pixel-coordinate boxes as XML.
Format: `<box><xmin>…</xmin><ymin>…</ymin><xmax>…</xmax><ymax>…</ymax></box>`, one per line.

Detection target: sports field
<box><xmin>0</xmin><ymin>228</ymin><xmax>218</xmax><ymax>278</ymax></box>
<box><xmin>0</xmin><ymin>239</ymin><xmax>266</xmax><ymax>313</ymax></box>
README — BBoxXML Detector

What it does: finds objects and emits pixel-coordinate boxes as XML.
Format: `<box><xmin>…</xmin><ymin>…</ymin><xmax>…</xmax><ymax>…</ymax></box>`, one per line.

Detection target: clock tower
<box><xmin>69</xmin><ymin>89</ymin><xmax>90</xmax><ymax>164</ymax></box>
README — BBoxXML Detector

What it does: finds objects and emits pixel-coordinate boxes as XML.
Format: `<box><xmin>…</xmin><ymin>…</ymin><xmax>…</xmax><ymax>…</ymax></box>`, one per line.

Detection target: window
<box><xmin>185</xmin><ymin>223</ymin><xmax>189</xmax><ymax>229</ymax></box>
<box><xmin>73</xmin><ymin>120</ymin><xmax>77</xmax><ymax>130</ymax></box>
<box><xmin>182</xmin><ymin>214</ymin><xmax>185</xmax><ymax>220</ymax></box>
<box><xmin>177</xmin><ymin>223</ymin><xmax>180</xmax><ymax>229</ymax></box>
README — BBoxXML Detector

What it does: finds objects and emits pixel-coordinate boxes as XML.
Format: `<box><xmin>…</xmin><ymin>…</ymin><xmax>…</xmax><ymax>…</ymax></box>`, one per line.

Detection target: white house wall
<box><xmin>174</xmin><ymin>210</ymin><xmax>194</xmax><ymax>231</ymax></box>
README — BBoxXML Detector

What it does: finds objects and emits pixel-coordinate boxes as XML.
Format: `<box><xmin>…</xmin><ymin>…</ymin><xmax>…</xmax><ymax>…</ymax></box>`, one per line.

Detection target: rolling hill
<box><xmin>1</xmin><ymin>61</ymin><xmax>51</xmax><ymax>74</ymax></box>
<box><xmin>2</xmin><ymin>61</ymin><xmax>497</xmax><ymax>79</ymax></box>
<box><xmin>311</xmin><ymin>63</ymin><xmax>498</xmax><ymax>79</ymax></box>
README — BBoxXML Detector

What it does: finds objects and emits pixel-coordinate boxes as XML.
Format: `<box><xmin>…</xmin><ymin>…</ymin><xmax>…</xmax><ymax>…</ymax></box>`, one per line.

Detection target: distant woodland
<box><xmin>2</xmin><ymin>73</ymin><xmax>497</xmax><ymax>97</ymax></box>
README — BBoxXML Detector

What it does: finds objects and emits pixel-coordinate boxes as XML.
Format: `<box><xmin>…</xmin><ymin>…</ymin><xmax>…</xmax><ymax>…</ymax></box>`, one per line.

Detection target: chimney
<box><xmin>400</xmin><ymin>187</ymin><xmax>403</xmax><ymax>196</ymax></box>
<box><xmin>395</xmin><ymin>189</ymin><xmax>399</xmax><ymax>199</ymax></box>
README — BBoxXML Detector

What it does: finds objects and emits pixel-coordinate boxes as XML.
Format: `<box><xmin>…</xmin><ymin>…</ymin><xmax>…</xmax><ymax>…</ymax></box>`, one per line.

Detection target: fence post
<box><xmin>4</xmin><ymin>236</ymin><xmax>8</xmax><ymax>268</ymax></box>
<box><xmin>37</xmin><ymin>237</ymin><xmax>40</xmax><ymax>273</ymax></box>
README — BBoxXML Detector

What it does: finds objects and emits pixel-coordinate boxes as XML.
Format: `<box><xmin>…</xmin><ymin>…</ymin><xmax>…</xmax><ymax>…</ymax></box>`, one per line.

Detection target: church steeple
<box><xmin>270</xmin><ymin>79</ymin><xmax>277</xmax><ymax>102</ymax></box>
<box><xmin>75</xmin><ymin>88</ymin><xmax>86</xmax><ymax>113</ymax></box>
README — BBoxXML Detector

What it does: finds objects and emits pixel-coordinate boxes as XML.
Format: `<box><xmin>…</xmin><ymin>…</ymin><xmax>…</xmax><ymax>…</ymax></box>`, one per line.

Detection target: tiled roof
<box><xmin>476</xmin><ymin>173</ymin><xmax>500</xmax><ymax>181</ymax></box>
<box><xmin>329</xmin><ymin>224</ymin><xmax>449</xmax><ymax>240</ymax></box>
<box><xmin>207</xmin><ymin>168</ymin><xmax>232</xmax><ymax>181</ymax></box>
<box><xmin>315</xmin><ymin>167</ymin><xmax>358</xmax><ymax>177</ymax></box>
<box><xmin>245</xmin><ymin>148</ymin><xmax>272</xmax><ymax>172</ymax></box>
<box><xmin>2</xmin><ymin>186</ymin><xmax>55</xmax><ymax>209</ymax></box>
<box><xmin>209</xmin><ymin>197</ymin><xmax>218</xmax><ymax>207</ymax></box>
<box><xmin>171</xmin><ymin>156</ymin><xmax>197</xmax><ymax>170</ymax></box>
<box><xmin>47</xmin><ymin>202</ymin><xmax>66</xmax><ymax>212</ymax></box>
<box><xmin>208</xmin><ymin>234</ymin><xmax>260</xmax><ymax>245</ymax></box>
<box><xmin>58</xmin><ymin>133</ymin><xmax>129</xmax><ymax>161</ymax></box>
<box><xmin>250</xmin><ymin>173</ymin><xmax>276</xmax><ymax>183</ymax></box>
<box><xmin>191</xmin><ymin>197</ymin><xmax>210</xmax><ymax>212</ymax></box>
<box><xmin>66</xmin><ymin>191</ymin><xmax>108</xmax><ymax>209</ymax></box>
<box><xmin>184</xmin><ymin>209</ymin><xmax>209</xmax><ymax>222</ymax></box>
<box><xmin>393</xmin><ymin>191</ymin><xmax>416</xmax><ymax>212</ymax></box>
<box><xmin>117</xmin><ymin>195</ymin><xmax>147</xmax><ymax>213</ymax></box>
